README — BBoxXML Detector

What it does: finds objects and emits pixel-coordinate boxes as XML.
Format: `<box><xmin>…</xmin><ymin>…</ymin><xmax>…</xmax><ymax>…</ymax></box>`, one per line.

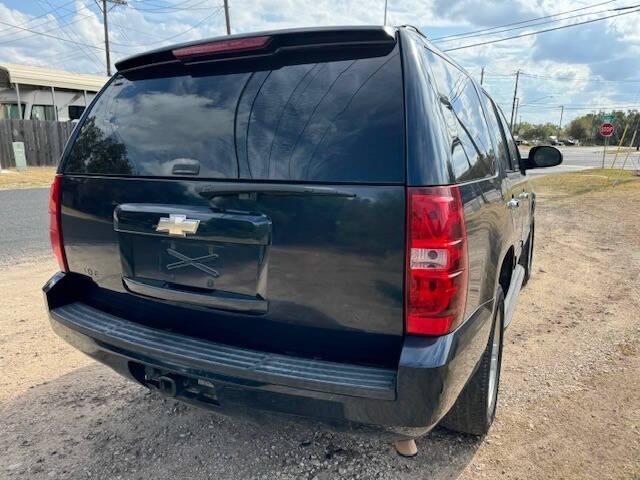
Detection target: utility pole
<box><xmin>98</xmin><ymin>0</ymin><xmax>126</xmax><ymax>77</ymax></box>
<box><xmin>557</xmin><ymin>105</ymin><xmax>564</xmax><ymax>138</ymax></box>
<box><xmin>223</xmin><ymin>0</ymin><xmax>231</xmax><ymax>35</ymax></box>
<box><xmin>509</xmin><ymin>69</ymin><xmax>520</xmax><ymax>130</ymax></box>
<box><xmin>384</xmin><ymin>0</ymin><xmax>388</xmax><ymax>25</ymax></box>
<box><xmin>514</xmin><ymin>97</ymin><xmax>520</xmax><ymax>130</ymax></box>
<box><xmin>480</xmin><ymin>66</ymin><xmax>485</xmax><ymax>85</ymax></box>
<box><xmin>102</xmin><ymin>0</ymin><xmax>111</xmax><ymax>76</ymax></box>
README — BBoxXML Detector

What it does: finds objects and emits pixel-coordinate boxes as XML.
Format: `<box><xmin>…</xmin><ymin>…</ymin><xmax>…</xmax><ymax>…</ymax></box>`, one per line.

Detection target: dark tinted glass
<box><xmin>68</xmin><ymin>105</ymin><xmax>85</xmax><ymax>121</ymax></box>
<box><xmin>481</xmin><ymin>91</ymin><xmax>511</xmax><ymax>171</ymax></box>
<box><xmin>424</xmin><ymin>49</ymin><xmax>496</xmax><ymax>182</ymax></box>
<box><xmin>63</xmin><ymin>48</ymin><xmax>405</xmax><ymax>183</ymax></box>
<box><xmin>495</xmin><ymin>106</ymin><xmax>520</xmax><ymax>170</ymax></box>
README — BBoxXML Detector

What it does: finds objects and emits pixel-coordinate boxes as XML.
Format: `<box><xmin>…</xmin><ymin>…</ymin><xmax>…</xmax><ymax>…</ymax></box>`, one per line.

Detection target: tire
<box><xmin>521</xmin><ymin>221</ymin><xmax>534</xmax><ymax>287</ymax></box>
<box><xmin>440</xmin><ymin>287</ymin><xmax>504</xmax><ymax>436</ymax></box>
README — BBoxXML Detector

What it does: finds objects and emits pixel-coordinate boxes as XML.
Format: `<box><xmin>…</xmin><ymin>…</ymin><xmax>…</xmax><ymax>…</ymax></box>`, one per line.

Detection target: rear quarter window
<box><xmin>62</xmin><ymin>47</ymin><xmax>405</xmax><ymax>184</ymax></box>
<box><xmin>481</xmin><ymin>91</ymin><xmax>512</xmax><ymax>172</ymax></box>
<box><xmin>423</xmin><ymin>48</ymin><xmax>496</xmax><ymax>183</ymax></box>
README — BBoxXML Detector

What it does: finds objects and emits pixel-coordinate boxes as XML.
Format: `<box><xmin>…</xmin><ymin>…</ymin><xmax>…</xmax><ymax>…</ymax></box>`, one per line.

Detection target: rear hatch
<box><xmin>58</xmin><ymin>28</ymin><xmax>406</xmax><ymax>368</ymax></box>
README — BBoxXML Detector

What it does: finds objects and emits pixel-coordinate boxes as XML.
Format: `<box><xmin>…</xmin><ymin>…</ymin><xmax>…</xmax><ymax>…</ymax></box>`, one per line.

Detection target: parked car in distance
<box><xmin>43</xmin><ymin>26</ymin><xmax>562</xmax><ymax>446</ymax></box>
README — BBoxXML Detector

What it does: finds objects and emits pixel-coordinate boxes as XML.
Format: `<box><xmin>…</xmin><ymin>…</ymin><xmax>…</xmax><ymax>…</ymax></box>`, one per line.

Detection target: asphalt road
<box><xmin>561</xmin><ymin>145</ymin><xmax>640</xmax><ymax>168</ymax></box>
<box><xmin>524</xmin><ymin>145</ymin><xmax>640</xmax><ymax>176</ymax></box>
<box><xmin>0</xmin><ymin>188</ymin><xmax>49</xmax><ymax>267</ymax></box>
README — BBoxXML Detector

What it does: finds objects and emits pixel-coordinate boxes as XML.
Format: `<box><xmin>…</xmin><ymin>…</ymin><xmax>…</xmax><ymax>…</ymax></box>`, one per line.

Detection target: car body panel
<box><xmin>59</xmin><ymin>175</ymin><xmax>406</xmax><ymax>368</ymax></box>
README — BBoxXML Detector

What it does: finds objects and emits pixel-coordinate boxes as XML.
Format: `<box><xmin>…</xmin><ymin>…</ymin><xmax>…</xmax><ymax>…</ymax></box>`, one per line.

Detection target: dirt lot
<box><xmin>1</xmin><ymin>171</ymin><xmax>639</xmax><ymax>480</ymax></box>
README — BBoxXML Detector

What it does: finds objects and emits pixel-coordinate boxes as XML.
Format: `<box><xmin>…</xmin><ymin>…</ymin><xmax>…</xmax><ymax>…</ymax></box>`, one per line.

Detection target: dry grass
<box><xmin>532</xmin><ymin>168</ymin><xmax>640</xmax><ymax>197</ymax></box>
<box><xmin>0</xmin><ymin>166</ymin><xmax>57</xmax><ymax>189</ymax></box>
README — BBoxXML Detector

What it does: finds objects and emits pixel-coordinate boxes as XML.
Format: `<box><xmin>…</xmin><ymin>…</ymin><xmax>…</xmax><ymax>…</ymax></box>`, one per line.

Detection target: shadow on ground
<box><xmin>2</xmin><ymin>364</ymin><xmax>481</xmax><ymax>479</ymax></box>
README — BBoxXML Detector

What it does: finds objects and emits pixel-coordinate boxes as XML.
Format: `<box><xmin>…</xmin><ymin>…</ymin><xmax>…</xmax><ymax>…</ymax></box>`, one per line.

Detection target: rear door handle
<box><xmin>115</xmin><ymin>204</ymin><xmax>271</xmax><ymax>245</ymax></box>
<box><xmin>518</xmin><ymin>192</ymin><xmax>530</xmax><ymax>199</ymax></box>
<box><xmin>507</xmin><ymin>199</ymin><xmax>520</xmax><ymax>209</ymax></box>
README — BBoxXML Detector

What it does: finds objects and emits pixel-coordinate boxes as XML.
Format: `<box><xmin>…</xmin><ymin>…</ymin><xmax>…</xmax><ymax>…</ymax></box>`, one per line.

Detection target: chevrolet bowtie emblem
<box><xmin>156</xmin><ymin>214</ymin><xmax>200</xmax><ymax>237</ymax></box>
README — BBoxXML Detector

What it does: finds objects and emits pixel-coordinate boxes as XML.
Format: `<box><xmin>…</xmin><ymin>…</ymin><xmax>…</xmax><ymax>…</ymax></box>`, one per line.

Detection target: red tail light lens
<box><xmin>406</xmin><ymin>186</ymin><xmax>468</xmax><ymax>336</ymax></box>
<box><xmin>49</xmin><ymin>174</ymin><xmax>68</xmax><ymax>272</ymax></box>
<box><xmin>173</xmin><ymin>36</ymin><xmax>272</xmax><ymax>59</ymax></box>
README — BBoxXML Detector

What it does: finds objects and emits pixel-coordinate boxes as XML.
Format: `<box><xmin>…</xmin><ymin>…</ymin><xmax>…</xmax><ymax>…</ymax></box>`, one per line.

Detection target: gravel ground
<box><xmin>1</xmin><ymin>176</ymin><xmax>639</xmax><ymax>480</ymax></box>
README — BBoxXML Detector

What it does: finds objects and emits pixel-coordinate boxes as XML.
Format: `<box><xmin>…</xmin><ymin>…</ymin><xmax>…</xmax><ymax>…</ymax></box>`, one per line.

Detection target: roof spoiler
<box><xmin>115</xmin><ymin>26</ymin><xmax>397</xmax><ymax>72</ymax></box>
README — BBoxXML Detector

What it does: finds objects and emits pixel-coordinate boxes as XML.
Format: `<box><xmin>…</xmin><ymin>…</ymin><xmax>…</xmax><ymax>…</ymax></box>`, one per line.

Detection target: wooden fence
<box><xmin>0</xmin><ymin>119</ymin><xmax>75</xmax><ymax>168</ymax></box>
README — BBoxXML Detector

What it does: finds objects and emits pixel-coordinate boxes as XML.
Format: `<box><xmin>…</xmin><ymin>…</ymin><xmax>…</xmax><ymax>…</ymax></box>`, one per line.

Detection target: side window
<box><xmin>0</xmin><ymin>103</ymin><xmax>25</xmax><ymax>119</ymax></box>
<box><xmin>31</xmin><ymin>105</ymin><xmax>56</xmax><ymax>121</ymax></box>
<box><xmin>495</xmin><ymin>106</ymin><xmax>520</xmax><ymax>170</ymax></box>
<box><xmin>424</xmin><ymin>48</ymin><xmax>496</xmax><ymax>182</ymax></box>
<box><xmin>68</xmin><ymin>105</ymin><xmax>85</xmax><ymax>121</ymax></box>
<box><xmin>481</xmin><ymin>91</ymin><xmax>512</xmax><ymax>172</ymax></box>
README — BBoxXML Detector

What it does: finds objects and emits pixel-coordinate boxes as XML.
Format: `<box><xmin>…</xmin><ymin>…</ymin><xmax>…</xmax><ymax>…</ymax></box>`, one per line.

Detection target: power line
<box><xmin>134</xmin><ymin>0</ymin><xmax>206</xmax><ymax>8</ymax></box>
<box><xmin>0</xmin><ymin>18</ymin><xmax>121</xmax><ymax>52</ymax></box>
<box><xmin>110</xmin><ymin>6</ymin><xmax>223</xmax><ymax>47</ymax></box>
<box><xmin>0</xmin><ymin>0</ymin><xmax>79</xmax><ymax>35</ymax></box>
<box><xmin>515</xmin><ymin>104</ymin><xmax>640</xmax><ymax>110</ymax></box>
<box><xmin>482</xmin><ymin>73</ymin><xmax>517</xmax><ymax>78</ymax></box>
<box><xmin>434</xmin><ymin>2</ymin><xmax>633</xmax><ymax>44</ymax></box>
<box><xmin>110</xmin><ymin>19</ymin><xmax>173</xmax><ymax>41</ymax></box>
<box><xmin>128</xmin><ymin>0</ymin><xmax>212</xmax><ymax>13</ymax></box>
<box><xmin>482</xmin><ymin>70</ymin><xmax>640</xmax><ymax>85</ymax></box>
<box><xmin>36</xmin><ymin>0</ymin><xmax>105</xmax><ymax>72</ymax></box>
<box><xmin>431</xmin><ymin>0</ymin><xmax>617</xmax><ymax>41</ymax></box>
<box><xmin>520</xmin><ymin>72</ymin><xmax>640</xmax><ymax>83</ymax></box>
<box><xmin>0</xmin><ymin>8</ymin><xmax>85</xmax><ymax>42</ymax></box>
<box><xmin>443</xmin><ymin>7</ymin><xmax>640</xmax><ymax>52</ymax></box>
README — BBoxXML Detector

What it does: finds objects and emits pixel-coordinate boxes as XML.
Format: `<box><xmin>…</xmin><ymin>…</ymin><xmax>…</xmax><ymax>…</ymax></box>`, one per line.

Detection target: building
<box><xmin>0</xmin><ymin>63</ymin><xmax>107</xmax><ymax>122</ymax></box>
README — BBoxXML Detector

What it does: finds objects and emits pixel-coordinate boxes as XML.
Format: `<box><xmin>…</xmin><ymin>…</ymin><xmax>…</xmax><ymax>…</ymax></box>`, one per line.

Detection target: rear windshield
<box><xmin>62</xmin><ymin>47</ymin><xmax>404</xmax><ymax>183</ymax></box>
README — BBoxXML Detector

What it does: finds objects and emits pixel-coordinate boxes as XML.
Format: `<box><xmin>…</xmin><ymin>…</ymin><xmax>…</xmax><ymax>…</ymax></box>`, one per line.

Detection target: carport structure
<box><xmin>0</xmin><ymin>63</ymin><xmax>106</xmax><ymax>121</ymax></box>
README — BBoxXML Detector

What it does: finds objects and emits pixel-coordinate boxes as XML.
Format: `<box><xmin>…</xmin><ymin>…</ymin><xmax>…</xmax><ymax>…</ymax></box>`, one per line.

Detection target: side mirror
<box><xmin>524</xmin><ymin>145</ymin><xmax>563</xmax><ymax>169</ymax></box>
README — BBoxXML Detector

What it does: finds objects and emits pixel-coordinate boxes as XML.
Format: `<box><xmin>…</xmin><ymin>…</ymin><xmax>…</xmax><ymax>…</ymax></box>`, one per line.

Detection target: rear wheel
<box><xmin>521</xmin><ymin>222</ymin><xmax>534</xmax><ymax>287</ymax></box>
<box><xmin>440</xmin><ymin>287</ymin><xmax>504</xmax><ymax>436</ymax></box>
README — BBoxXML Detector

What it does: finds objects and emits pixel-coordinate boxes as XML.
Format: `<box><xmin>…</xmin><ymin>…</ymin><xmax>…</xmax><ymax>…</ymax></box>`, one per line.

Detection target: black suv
<box><xmin>44</xmin><ymin>26</ymin><xmax>561</xmax><ymax>442</ymax></box>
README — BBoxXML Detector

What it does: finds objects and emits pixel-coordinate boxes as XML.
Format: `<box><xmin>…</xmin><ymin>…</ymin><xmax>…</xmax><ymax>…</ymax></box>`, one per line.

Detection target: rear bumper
<box><xmin>44</xmin><ymin>272</ymin><xmax>494</xmax><ymax>438</ymax></box>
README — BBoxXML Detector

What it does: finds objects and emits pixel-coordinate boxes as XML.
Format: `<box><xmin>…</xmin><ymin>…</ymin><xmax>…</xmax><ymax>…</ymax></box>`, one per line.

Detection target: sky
<box><xmin>0</xmin><ymin>0</ymin><xmax>639</xmax><ymax>125</ymax></box>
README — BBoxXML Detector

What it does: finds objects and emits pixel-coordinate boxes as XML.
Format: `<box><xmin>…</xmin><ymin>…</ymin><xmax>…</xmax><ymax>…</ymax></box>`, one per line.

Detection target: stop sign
<box><xmin>600</xmin><ymin>123</ymin><xmax>615</xmax><ymax>137</ymax></box>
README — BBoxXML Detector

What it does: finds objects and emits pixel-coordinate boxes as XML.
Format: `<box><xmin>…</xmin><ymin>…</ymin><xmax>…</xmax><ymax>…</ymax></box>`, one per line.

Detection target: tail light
<box><xmin>49</xmin><ymin>174</ymin><xmax>68</xmax><ymax>272</ymax></box>
<box><xmin>406</xmin><ymin>186</ymin><xmax>468</xmax><ymax>336</ymax></box>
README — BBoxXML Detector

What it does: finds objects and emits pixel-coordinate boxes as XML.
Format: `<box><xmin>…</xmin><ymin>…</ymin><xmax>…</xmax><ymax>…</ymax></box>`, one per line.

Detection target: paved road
<box><xmin>0</xmin><ymin>188</ymin><xmax>49</xmax><ymax>266</ymax></box>
<box><xmin>525</xmin><ymin>146</ymin><xmax>640</xmax><ymax>176</ymax></box>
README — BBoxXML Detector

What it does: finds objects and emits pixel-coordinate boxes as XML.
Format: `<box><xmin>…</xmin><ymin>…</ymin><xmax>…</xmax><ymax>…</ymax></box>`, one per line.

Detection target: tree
<box><xmin>566</xmin><ymin>119</ymin><xmax>589</xmax><ymax>143</ymax></box>
<box><xmin>517</xmin><ymin>122</ymin><xmax>557</xmax><ymax>141</ymax></box>
<box><xmin>65</xmin><ymin>117</ymin><xmax>132</xmax><ymax>174</ymax></box>
<box><xmin>518</xmin><ymin>109</ymin><xmax>640</xmax><ymax>145</ymax></box>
